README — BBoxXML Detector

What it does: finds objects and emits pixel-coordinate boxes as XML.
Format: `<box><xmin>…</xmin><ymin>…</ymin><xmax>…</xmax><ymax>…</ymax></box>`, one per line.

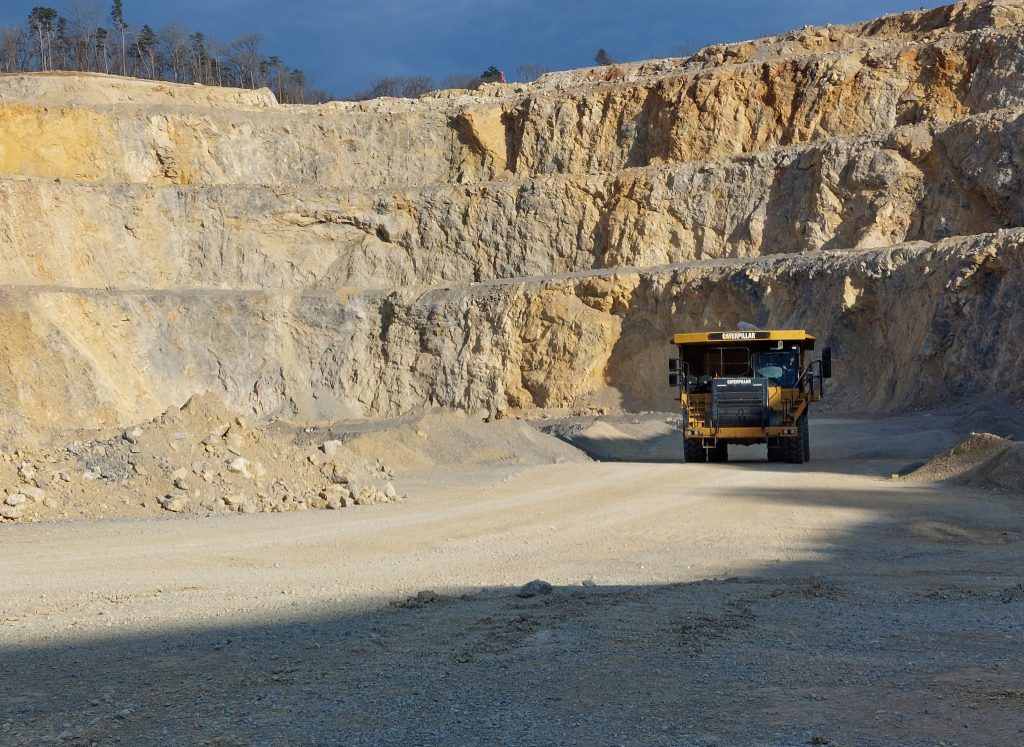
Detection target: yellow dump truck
<box><xmin>668</xmin><ymin>330</ymin><xmax>832</xmax><ymax>463</ymax></box>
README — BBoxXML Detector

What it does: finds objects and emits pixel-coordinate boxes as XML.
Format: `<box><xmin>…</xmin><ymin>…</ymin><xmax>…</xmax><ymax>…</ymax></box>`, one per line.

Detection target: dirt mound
<box><xmin>904</xmin><ymin>433</ymin><xmax>1024</xmax><ymax>493</ymax></box>
<box><xmin>540</xmin><ymin>416</ymin><xmax>688</xmax><ymax>462</ymax></box>
<box><xmin>341</xmin><ymin>412</ymin><xmax>588</xmax><ymax>472</ymax></box>
<box><xmin>0</xmin><ymin>392</ymin><xmax>401</xmax><ymax>523</ymax></box>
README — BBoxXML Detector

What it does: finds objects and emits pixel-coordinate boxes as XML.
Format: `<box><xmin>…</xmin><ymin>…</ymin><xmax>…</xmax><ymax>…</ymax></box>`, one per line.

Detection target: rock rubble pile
<box><xmin>0</xmin><ymin>393</ymin><xmax>402</xmax><ymax>522</ymax></box>
<box><xmin>905</xmin><ymin>432</ymin><xmax>1024</xmax><ymax>492</ymax></box>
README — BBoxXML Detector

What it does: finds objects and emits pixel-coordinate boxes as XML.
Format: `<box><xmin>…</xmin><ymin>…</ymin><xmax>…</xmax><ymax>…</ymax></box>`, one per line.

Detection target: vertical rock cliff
<box><xmin>1</xmin><ymin>0</ymin><xmax>1023</xmax><ymax>428</ymax></box>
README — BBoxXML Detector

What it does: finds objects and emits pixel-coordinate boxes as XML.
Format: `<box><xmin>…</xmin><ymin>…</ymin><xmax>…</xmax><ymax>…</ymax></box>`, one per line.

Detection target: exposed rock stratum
<box><xmin>2</xmin><ymin>0</ymin><xmax>1023</xmax><ymax>430</ymax></box>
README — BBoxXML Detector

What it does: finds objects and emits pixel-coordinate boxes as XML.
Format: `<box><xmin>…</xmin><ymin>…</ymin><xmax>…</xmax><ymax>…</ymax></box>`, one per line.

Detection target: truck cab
<box><xmin>668</xmin><ymin>330</ymin><xmax>832</xmax><ymax>464</ymax></box>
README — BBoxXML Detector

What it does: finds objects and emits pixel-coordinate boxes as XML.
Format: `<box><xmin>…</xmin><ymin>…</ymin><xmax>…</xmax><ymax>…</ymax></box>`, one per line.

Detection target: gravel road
<box><xmin>2</xmin><ymin>412</ymin><xmax>1022</xmax><ymax>746</ymax></box>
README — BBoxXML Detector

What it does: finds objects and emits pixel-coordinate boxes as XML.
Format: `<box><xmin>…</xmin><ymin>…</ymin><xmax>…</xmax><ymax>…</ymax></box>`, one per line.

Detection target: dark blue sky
<box><xmin>2</xmin><ymin>0</ymin><xmax>944</xmax><ymax>96</ymax></box>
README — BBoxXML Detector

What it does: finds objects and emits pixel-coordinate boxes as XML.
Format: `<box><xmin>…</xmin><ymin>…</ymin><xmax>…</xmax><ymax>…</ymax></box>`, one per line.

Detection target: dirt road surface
<box><xmin>2</xmin><ymin>411</ymin><xmax>1022</xmax><ymax>746</ymax></box>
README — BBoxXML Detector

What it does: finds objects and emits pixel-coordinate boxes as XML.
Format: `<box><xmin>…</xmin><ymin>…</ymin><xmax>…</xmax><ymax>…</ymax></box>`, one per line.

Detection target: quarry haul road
<box><xmin>2</xmin><ymin>413</ymin><xmax>1023</xmax><ymax>746</ymax></box>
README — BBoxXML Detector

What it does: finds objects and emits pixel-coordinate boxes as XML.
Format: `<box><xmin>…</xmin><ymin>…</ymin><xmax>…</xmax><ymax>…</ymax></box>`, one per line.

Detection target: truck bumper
<box><xmin>684</xmin><ymin>426</ymin><xmax>799</xmax><ymax>441</ymax></box>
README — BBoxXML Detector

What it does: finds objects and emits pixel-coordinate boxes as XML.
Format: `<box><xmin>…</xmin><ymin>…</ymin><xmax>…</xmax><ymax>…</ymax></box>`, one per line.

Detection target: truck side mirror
<box><xmin>669</xmin><ymin>359</ymin><xmax>681</xmax><ymax>372</ymax></box>
<box><xmin>821</xmin><ymin>348</ymin><xmax>832</xmax><ymax>379</ymax></box>
<box><xmin>669</xmin><ymin>373</ymin><xmax>680</xmax><ymax>388</ymax></box>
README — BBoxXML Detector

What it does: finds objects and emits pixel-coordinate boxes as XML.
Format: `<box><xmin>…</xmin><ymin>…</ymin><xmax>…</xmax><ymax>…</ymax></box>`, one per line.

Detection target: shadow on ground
<box><xmin>3</xmin><ymin>482</ymin><xmax>1023</xmax><ymax>747</ymax></box>
<box><xmin>538</xmin><ymin>411</ymin><xmax>981</xmax><ymax>478</ymax></box>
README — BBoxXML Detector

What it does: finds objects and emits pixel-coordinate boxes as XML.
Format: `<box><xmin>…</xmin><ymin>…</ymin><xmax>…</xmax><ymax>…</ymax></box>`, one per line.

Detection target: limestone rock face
<box><xmin>1</xmin><ymin>0</ymin><xmax>1023</xmax><ymax>429</ymax></box>
<box><xmin>2</xmin><ymin>108</ymin><xmax>1023</xmax><ymax>290</ymax></box>
<box><xmin>1</xmin><ymin>231</ymin><xmax>1022</xmax><ymax>427</ymax></box>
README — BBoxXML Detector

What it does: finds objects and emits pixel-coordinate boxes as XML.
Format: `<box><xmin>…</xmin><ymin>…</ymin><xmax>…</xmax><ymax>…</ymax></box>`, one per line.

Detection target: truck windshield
<box><xmin>753</xmin><ymin>350</ymin><xmax>799</xmax><ymax>387</ymax></box>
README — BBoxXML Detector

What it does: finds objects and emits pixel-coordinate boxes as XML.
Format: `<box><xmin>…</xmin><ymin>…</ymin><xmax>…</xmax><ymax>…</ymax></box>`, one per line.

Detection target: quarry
<box><xmin>1</xmin><ymin>1</ymin><xmax>1023</xmax><ymax>744</ymax></box>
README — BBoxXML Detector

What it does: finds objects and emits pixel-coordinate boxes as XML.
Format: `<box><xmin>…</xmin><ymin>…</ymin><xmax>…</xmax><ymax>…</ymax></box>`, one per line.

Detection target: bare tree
<box><xmin>133</xmin><ymin>23</ymin><xmax>157</xmax><ymax>78</ymax></box>
<box><xmin>28</xmin><ymin>7</ymin><xmax>59</xmax><ymax>71</ymax></box>
<box><xmin>189</xmin><ymin>31</ymin><xmax>209</xmax><ymax>83</ymax></box>
<box><xmin>0</xmin><ymin>26</ymin><xmax>24</xmax><ymax>72</ymax></box>
<box><xmin>158</xmin><ymin>23</ymin><xmax>188</xmax><ymax>82</ymax></box>
<box><xmin>285</xmin><ymin>68</ymin><xmax>306</xmax><ymax>103</ymax></box>
<box><xmin>65</xmin><ymin>0</ymin><xmax>101</xmax><ymax>70</ymax></box>
<box><xmin>206</xmin><ymin>37</ymin><xmax>229</xmax><ymax>86</ymax></box>
<box><xmin>400</xmin><ymin>75</ymin><xmax>434</xmax><ymax>97</ymax></box>
<box><xmin>54</xmin><ymin>15</ymin><xmax>70</xmax><ymax>69</ymax></box>
<box><xmin>353</xmin><ymin>75</ymin><xmax>436</xmax><ymax>100</ymax></box>
<box><xmin>304</xmin><ymin>86</ymin><xmax>333</xmax><ymax>104</ymax></box>
<box><xmin>261</xmin><ymin>54</ymin><xmax>286</xmax><ymax>99</ymax></box>
<box><xmin>93</xmin><ymin>26</ymin><xmax>109</xmax><ymax>72</ymax></box>
<box><xmin>363</xmin><ymin>77</ymin><xmax>401</xmax><ymax>98</ymax></box>
<box><xmin>516</xmin><ymin>63</ymin><xmax>551</xmax><ymax>82</ymax></box>
<box><xmin>228</xmin><ymin>33</ymin><xmax>261</xmax><ymax>89</ymax></box>
<box><xmin>441</xmin><ymin>73</ymin><xmax>481</xmax><ymax>91</ymax></box>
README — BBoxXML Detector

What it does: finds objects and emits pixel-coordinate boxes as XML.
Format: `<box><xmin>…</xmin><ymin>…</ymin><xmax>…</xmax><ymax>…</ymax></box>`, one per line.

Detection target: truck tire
<box><xmin>707</xmin><ymin>441</ymin><xmax>728</xmax><ymax>463</ymax></box>
<box><xmin>782</xmin><ymin>423</ymin><xmax>806</xmax><ymax>464</ymax></box>
<box><xmin>767</xmin><ymin>439</ymin><xmax>783</xmax><ymax>462</ymax></box>
<box><xmin>683</xmin><ymin>436</ymin><xmax>706</xmax><ymax>463</ymax></box>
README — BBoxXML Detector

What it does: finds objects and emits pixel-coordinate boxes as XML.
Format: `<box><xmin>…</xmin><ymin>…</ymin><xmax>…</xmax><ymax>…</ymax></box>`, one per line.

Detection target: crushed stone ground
<box><xmin>1</xmin><ymin>409</ymin><xmax>1023</xmax><ymax>746</ymax></box>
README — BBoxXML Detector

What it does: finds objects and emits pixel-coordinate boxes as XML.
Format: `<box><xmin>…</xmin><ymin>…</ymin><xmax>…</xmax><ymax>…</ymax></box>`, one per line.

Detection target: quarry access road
<box><xmin>2</xmin><ymin>412</ymin><xmax>1023</xmax><ymax>746</ymax></box>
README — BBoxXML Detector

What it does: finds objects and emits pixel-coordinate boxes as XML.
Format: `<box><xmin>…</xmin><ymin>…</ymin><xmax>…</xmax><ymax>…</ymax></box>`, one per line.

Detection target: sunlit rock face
<box><xmin>2</xmin><ymin>0</ymin><xmax>1023</xmax><ymax>427</ymax></box>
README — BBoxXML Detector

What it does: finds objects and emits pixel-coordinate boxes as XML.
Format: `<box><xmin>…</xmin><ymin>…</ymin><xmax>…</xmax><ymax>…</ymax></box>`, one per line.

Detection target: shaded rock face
<box><xmin>1</xmin><ymin>0</ymin><xmax>1023</xmax><ymax>428</ymax></box>
<box><xmin>2</xmin><ymin>232</ymin><xmax>1021</xmax><ymax>428</ymax></box>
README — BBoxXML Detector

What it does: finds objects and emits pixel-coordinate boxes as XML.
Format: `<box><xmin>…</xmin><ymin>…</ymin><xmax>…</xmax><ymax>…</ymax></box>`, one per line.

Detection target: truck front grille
<box><xmin>711</xmin><ymin>378</ymin><xmax>769</xmax><ymax>428</ymax></box>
